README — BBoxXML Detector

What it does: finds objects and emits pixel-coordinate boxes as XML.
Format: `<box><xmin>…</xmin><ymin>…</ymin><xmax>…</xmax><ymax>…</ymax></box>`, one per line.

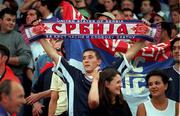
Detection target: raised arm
<box><xmin>88</xmin><ymin>67</ymin><xmax>100</xmax><ymax>109</ymax></box>
<box><xmin>125</xmin><ymin>40</ymin><xmax>145</xmax><ymax>62</ymax></box>
<box><xmin>39</xmin><ymin>39</ymin><xmax>59</xmax><ymax>65</ymax></box>
<box><xmin>19</xmin><ymin>0</ymin><xmax>36</xmax><ymax>13</ymax></box>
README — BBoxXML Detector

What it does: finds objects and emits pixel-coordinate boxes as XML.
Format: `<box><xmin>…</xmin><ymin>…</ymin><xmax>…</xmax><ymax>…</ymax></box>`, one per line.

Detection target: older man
<box><xmin>0</xmin><ymin>80</ymin><xmax>26</xmax><ymax>116</ymax></box>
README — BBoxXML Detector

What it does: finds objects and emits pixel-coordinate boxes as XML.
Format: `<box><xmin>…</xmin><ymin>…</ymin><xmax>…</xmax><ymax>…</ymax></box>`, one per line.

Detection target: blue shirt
<box><xmin>55</xmin><ymin>54</ymin><xmax>131</xmax><ymax>116</ymax></box>
<box><xmin>0</xmin><ymin>104</ymin><xmax>8</xmax><ymax>116</ymax></box>
<box><xmin>162</xmin><ymin>66</ymin><xmax>180</xmax><ymax>102</ymax></box>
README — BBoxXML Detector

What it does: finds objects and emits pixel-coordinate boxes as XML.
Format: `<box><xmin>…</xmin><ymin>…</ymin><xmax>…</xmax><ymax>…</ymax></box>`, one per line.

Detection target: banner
<box><xmin>25</xmin><ymin>20</ymin><xmax>161</xmax><ymax>42</ymax></box>
<box><xmin>64</xmin><ymin>39</ymin><xmax>173</xmax><ymax>115</ymax></box>
<box><xmin>40</xmin><ymin>1</ymin><xmax>172</xmax><ymax>116</ymax></box>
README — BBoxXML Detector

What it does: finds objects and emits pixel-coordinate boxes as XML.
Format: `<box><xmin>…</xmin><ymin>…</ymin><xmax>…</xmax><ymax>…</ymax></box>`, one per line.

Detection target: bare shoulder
<box><xmin>175</xmin><ymin>102</ymin><xmax>179</xmax><ymax>116</ymax></box>
<box><xmin>137</xmin><ymin>103</ymin><xmax>146</xmax><ymax>116</ymax></box>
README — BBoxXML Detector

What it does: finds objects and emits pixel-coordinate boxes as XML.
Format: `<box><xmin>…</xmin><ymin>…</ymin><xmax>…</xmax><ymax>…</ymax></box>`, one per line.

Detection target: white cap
<box><xmin>95</xmin><ymin>12</ymin><xmax>116</xmax><ymax>20</ymax></box>
<box><xmin>156</xmin><ymin>11</ymin><xmax>166</xmax><ymax>19</ymax></box>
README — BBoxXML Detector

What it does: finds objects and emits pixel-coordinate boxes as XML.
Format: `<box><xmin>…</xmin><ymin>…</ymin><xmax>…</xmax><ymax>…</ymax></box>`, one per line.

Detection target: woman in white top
<box><xmin>136</xmin><ymin>70</ymin><xmax>179</xmax><ymax>116</ymax></box>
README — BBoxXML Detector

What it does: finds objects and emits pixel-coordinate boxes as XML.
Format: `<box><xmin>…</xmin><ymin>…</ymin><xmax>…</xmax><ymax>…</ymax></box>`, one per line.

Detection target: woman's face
<box><xmin>105</xmin><ymin>74</ymin><xmax>122</xmax><ymax>96</ymax></box>
<box><xmin>148</xmin><ymin>76</ymin><xmax>168</xmax><ymax>98</ymax></box>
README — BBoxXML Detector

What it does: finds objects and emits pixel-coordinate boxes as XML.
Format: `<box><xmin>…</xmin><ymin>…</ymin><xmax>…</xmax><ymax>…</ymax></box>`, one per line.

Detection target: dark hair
<box><xmin>0</xmin><ymin>44</ymin><xmax>10</xmax><ymax>64</ymax></box>
<box><xmin>40</xmin><ymin>0</ymin><xmax>61</xmax><ymax>12</ymax></box>
<box><xmin>83</xmin><ymin>48</ymin><xmax>101</xmax><ymax>60</ymax></box>
<box><xmin>0</xmin><ymin>80</ymin><xmax>12</xmax><ymax>101</ymax></box>
<box><xmin>170</xmin><ymin>37</ymin><xmax>180</xmax><ymax>51</ymax></box>
<box><xmin>160</xmin><ymin>22</ymin><xmax>172</xmax><ymax>38</ymax></box>
<box><xmin>142</xmin><ymin>0</ymin><xmax>161</xmax><ymax>12</ymax></box>
<box><xmin>170</xmin><ymin>4</ymin><xmax>180</xmax><ymax>13</ymax></box>
<box><xmin>0</xmin><ymin>8</ymin><xmax>16</xmax><ymax>19</ymax></box>
<box><xmin>26</xmin><ymin>8</ymin><xmax>42</xmax><ymax>25</ymax></box>
<box><xmin>99</xmin><ymin>68</ymin><xmax>125</xmax><ymax>106</ymax></box>
<box><xmin>145</xmin><ymin>70</ymin><xmax>169</xmax><ymax>87</ymax></box>
<box><xmin>30</xmin><ymin>8</ymin><xmax>42</xmax><ymax>20</ymax></box>
<box><xmin>122</xmin><ymin>8</ymin><xmax>133</xmax><ymax>13</ymax></box>
<box><xmin>2</xmin><ymin>0</ymin><xmax>18</xmax><ymax>12</ymax></box>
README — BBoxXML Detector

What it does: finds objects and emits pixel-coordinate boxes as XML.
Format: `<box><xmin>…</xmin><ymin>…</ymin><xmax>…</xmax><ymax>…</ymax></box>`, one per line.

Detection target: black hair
<box><xmin>40</xmin><ymin>0</ymin><xmax>61</xmax><ymax>12</ymax></box>
<box><xmin>122</xmin><ymin>8</ymin><xmax>133</xmax><ymax>13</ymax></box>
<box><xmin>0</xmin><ymin>44</ymin><xmax>10</xmax><ymax>64</ymax></box>
<box><xmin>83</xmin><ymin>48</ymin><xmax>101</xmax><ymax>60</ymax></box>
<box><xmin>2</xmin><ymin>0</ymin><xmax>18</xmax><ymax>12</ymax></box>
<box><xmin>0</xmin><ymin>8</ymin><xmax>16</xmax><ymax>19</ymax></box>
<box><xmin>170</xmin><ymin>37</ymin><xmax>180</xmax><ymax>51</ymax></box>
<box><xmin>145</xmin><ymin>70</ymin><xmax>169</xmax><ymax>87</ymax></box>
<box><xmin>142</xmin><ymin>0</ymin><xmax>161</xmax><ymax>12</ymax></box>
<box><xmin>160</xmin><ymin>22</ymin><xmax>172</xmax><ymax>38</ymax></box>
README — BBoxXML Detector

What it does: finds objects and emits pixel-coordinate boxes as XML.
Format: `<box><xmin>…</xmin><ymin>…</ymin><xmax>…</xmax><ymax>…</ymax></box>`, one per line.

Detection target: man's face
<box><xmin>153</xmin><ymin>15</ymin><xmax>164</xmax><ymax>24</ymax></box>
<box><xmin>7</xmin><ymin>83</ymin><xmax>26</xmax><ymax>114</ymax></box>
<box><xmin>171</xmin><ymin>11</ymin><xmax>180</xmax><ymax>24</ymax></box>
<box><xmin>0</xmin><ymin>14</ymin><xmax>16</xmax><ymax>33</ymax></box>
<box><xmin>82</xmin><ymin>51</ymin><xmax>101</xmax><ymax>74</ymax></box>
<box><xmin>0</xmin><ymin>53</ymin><xmax>7</xmax><ymax>65</ymax></box>
<box><xmin>172</xmin><ymin>40</ymin><xmax>180</xmax><ymax>63</ymax></box>
<box><xmin>140</xmin><ymin>0</ymin><xmax>153</xmax><ymax>15</ymax></box>
<box><xmin>123</xmin><ymin>11</ymin><xmax>133</xmax><ymax>20</ymax></box>
<box><xmin>112</xmin><ymin>10</ymin><xmax>124</xmax><ymax>20</ymax></box>
<box><xmin>121</xmin><ymin>0</ymin><xmax>134</xmax><ymax>10</ymax></box>
<box><xmin>26</xmin><ymin>9</ymin><xmax>38</xmax><ymax>25</ymax></box>
<box><xmin>104</xmin><ymin>0</ymin><xmax>116</xmax><ymax>12</ymax></box>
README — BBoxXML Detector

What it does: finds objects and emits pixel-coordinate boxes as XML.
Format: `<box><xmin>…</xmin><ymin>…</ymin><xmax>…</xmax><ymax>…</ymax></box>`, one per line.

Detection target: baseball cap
<box><xmin>95</xmin><ymin>12</ymin><xmax>115</xmax><ymax>20</ymax></box>
<box><xmin>155</xmin><ymin>11</ymin><xmax>166</xmax><ymax>20</ymax></box>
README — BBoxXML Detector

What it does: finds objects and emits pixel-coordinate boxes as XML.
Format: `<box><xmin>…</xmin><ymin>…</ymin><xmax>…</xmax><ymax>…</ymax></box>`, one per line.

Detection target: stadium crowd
<box><xmin>0</xmin><ymin>0</ymin><xmax>179</xmax><ymax>116</ymax></box>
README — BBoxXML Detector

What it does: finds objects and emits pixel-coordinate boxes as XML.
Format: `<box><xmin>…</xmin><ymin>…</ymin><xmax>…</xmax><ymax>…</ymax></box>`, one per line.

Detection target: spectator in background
<box><xmin>137</xmin><ymin>70</ymin><xmax>179</xmax><ymax>116</ymax></box>
<box><xmin>0</xmin><ymin>44</ymin><xmax>20</xmax><ymax>83</ymax></box>
<box><xmin>168</xmin><ymin>0</ymin><xmax>179</xmax><ymax>6</ymax></box>
<box><xmin>26</xmin><ymin>40</ymin><xmax>65</xmax><ymax>116</ymax></box>
<box><xmin>162</xmin><ymin>37</ymin><xmax>180</xmax><ymax>102</ymax></box>
<box><xmin>122</xmin><ymin>8</ymin><xmax>134</xmax><ymax>20</ymax></box>
<box><xmin>121</xmin><ymin>0</ymin><xmax>138</xmax><ymax>19</ymax></box>
<box><xmin>75</xmin><ymin>0</ymin><xmax>92</xmax><ymax>19</ymax></box>
<box><xmin>159</xmin><ymin>22</ymin><xmax>172</xmax><ymax>43</ymax></box>
<box><xmin>86</xmin><ymin>0</ymin><xmax>105</xmax><ymax>18</ymax></box>
<box><xmin>0</xmin><ymin>80</ymin><xmax>26</xmax><ymax>116</ymax></box>
<box><xmin>170</xmin><ymin>6</ymin><xmax>180</xmax><ymax>31</ymax></box>
<box><xmin>0</xmin><ymin>8</ymin><xmax>32</xmax><ymax>83</ymax></box>
<box><xmin>0</xmin><ymin>0</ymin><xmax>18</xmax><ymax>12</ymax></box>
<box><xmin>139</xmin><ymin>0</ymin><xmax>161</xmax><ymax>22</ymax></box>
<box><xmin>88</xmin><ymin>68</ymin><xmax>132</xmax><ymax>116</ymax></box>
<box><xmin>94</xmin><ymin>12</ymin><xmax>116</xmax><ymax>20</ymax></box>
<box><xmin>31</xmin><ymin>0</ymin><xmax>61</xmax><ymax>86</ymax></box>
<box><xmin>19</xmin><ymin>8</ymin><xmax>43</xmax><ymax>63</ymax></box>
<box><xmin>103</xmin><ymin>0</ymin><xmax>119</xmax><ymax>12</ymax></box>
<box><xmin>48</xmin><ymin>73</ymin><xmax>68</xmax><ymax>116</ymax></box>
<box><xmin>153</xmin><ymin>11</ymin><xmax>166</xmax><ymax>24</ymax></box>
<box><xmin>170</xmin><ymin>23</ymin><xmax>178</xmax><ymax>39</ymax></box>
<box><xmin>112</xmin><ymin>9</ymin><xmax>124</xmax><ymax>20</ymax></box>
